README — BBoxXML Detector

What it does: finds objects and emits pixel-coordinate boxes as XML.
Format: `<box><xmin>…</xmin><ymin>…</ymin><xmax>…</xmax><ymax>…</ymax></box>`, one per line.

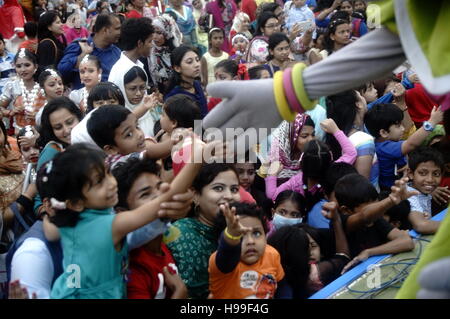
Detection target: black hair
<box><xmin>120</xmin><ymin>17</ymin><xmax>154</xmax><ymax>51</ymax></box>
<box><xmin>0</xmin><ymin>33</ymin><xmax>4</xmax><ymax>45</ymax></box>
<box><xmin>86</xmin><ymin>82</ymin><xmax>125</xmax><ymax>113</ymax></box>
<box><xmin>80</xmin><ymin>54</ymin><xmax>101</xmax><ymax>70</ymax></box>
<box><xmin>87</xmin><ymin>104</ymin><xmax>131</xmax><ymax>148</ymax></box>
<box><xmin>305</xmin><ymin>116</ymin><xmax>316</xmax><ymax>128</ymax></box>
<box><xmin>167</xmin><ymin>45</ymin><xmax>199</xmax><ymax>93</ymax></box>
<box><xmin>248</xmin><ymin>65</ymin><xmax>267</xmax><ymax>79</ymax></box>
<box><xmin>271</xmin><ymin>190</ymin><xmax>307</xmax><ymax>219</ymax></box>
<box><xmin>112</xmin><ymin>157</ymin><xmax>161</xmax><ymax>210</ymax></box>
<box><xmin>334</xmin><ymin>173</ymin><xmax>379</xmax><ymax>210</ymax></box>
<box><xmin>354</xmin><ymin>81</ymin><xmax>374</xmax><ymax>95</ymax></box>
<box><xmin>214</xmin><ymin>59</ymin><xmax>238</xmax><ymax>78</ymax></box>
<box><xmin>379</xmin><ymin>191</ymin><xmax>412</xmax><ymax>230</ymax></box>
<box><xmin>36</xmin><ymin>143</ymin><xmax>107</xmax><ymax>227</ymax></box>
<box><xmin>164</xmin><ymin>94</ymin><xmax>201</xmax><ymax>129</ymax></box>
<box><xmin>24</xmin><ymin>21</ymin><xmax>38</xmax><ymax>38</ymax></box>
<box><xmin>123</xmin><ymin>66</ymin><xmax>148</xmax><ymax>85</ymax></box>
<box><xmin>192</xmin><ymin>163</ymin><xmax>238</xmax><ymax>193</ymax></box>
<box><xmin>214</xmin><ymin>202</ymin><xmax>269</xmax><ymax>241</ymax></box>
<box><xmin>260</xmin><ymin>2</ymin><xmax>280</xmax><ymax>14</ymax></box>
<box><xmin>267</xmin><ymin>223</ymin><xmax>324</xmax><ymax>299</ymax></box>
<box><xmin>93</xmin><ymin>13</ymin><xmax>117</xmax><ymax>33</ymax></box>
<box><xmin>323</xmin><ymin>18</ymin><xmax>350</xmax><ymax>54</ymax></box>
<box><xmin>38</xmin><ymin>68</ymin><xmax>63</xmax><ymax>88</ymax></box>
<box><xmin>330</xmin><ymin>9</ymin><xmax>351</xmax><ymax>23</ymax></box>
<box><xmin>37</xmin><ymin>97</ymin><xmax>83</xmax><ymax>148</ymax></box>
<box><xmin>267</xmin><ymin>32</ymin><xmax>290</xmax><ymax>61</ymax></box>
<box><xmin>255</xmin><ymin>12</ymin><xmax>277</xmax><ymax>36</ymax></box>
<box><xmin>322</xmin><ymin>162</ymin><xmax>358</xmax><ymax>196</ymax></box>
<box><xmin>325</xmin><ymin>90</ymin><xmax>358</xmax><ymax>159</ymax></box>
<box><xmin>37</xmin><ymin>11</ymin><xmax>60</xmax><ymax>41</ymax></box>
<box><xmin>364</xmin><ymin>103</ymin><xmax>404</xmax><ymax>139</ymax></box>
<box><xmin>14</xmin><ymin>49</ymin><xmax>38</xmax><ymax>65</ymax></box>
<box><xmin>17</xmin><ymin>127</ymin><xmax>38</xmax><ymax>151</ymax></box>
<box><xmin>300</xmin><ymin>140</ymin><xmax>333</xmax><ymax>211</ymax></box>
<box><xmin>408</xmin><ymin>146</ymin><xmax>445</xmax><ymax>173</ymax></box>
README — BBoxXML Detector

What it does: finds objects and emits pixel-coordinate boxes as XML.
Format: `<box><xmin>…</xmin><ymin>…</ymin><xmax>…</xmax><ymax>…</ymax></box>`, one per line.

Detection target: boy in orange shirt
<box><xmin>209</xmin><ymin>202</ymin><xmax>284</xmax><ymax>299</ymax></box>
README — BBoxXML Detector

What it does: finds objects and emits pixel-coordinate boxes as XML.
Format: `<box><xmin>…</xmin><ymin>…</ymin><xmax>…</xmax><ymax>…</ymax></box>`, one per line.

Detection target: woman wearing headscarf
<box><xmin>268</xmin><ymin>113</ymin><xmax>316</xmax><ymax>182</ymax></box>
<box><xmin>142</xmin><ymin>14</ymin><xmax>182</xmax><ymax>95</ymax></box>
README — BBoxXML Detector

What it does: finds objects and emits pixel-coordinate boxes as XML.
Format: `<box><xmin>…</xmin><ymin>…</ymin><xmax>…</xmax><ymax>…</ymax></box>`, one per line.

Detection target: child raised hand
<box><xmin>320</xmin><ymin>118</ymin><xmax>339</xmax><ymax>135</ymax></box>
<box><xmin>220</xmin><ymin>203</ymin><xmax>253</xmax><ymax>245</ymax></box>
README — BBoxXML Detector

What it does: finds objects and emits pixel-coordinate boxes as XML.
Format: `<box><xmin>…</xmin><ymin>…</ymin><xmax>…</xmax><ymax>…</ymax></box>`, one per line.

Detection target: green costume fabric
<box><xmin>396</xmin><ymin>207</ymin><xmax>450</xmax><ymax>298</ymax></box>
<box><xmin>163</xmin><ymin>217</ymin><xmax>217</xmax><ymax>299</ymax></box>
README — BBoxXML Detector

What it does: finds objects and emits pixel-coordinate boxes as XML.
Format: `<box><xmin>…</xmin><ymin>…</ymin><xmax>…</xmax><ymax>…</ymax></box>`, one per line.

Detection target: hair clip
<box><xmin>208</xmin><ymin>27</ymin><xmax>222</xmax><ymax>34</ymax></box>
<box><xmin>50</xmin><ymin>197</ymin><xmax>67</xmax><ymax>210</ymax></box>
<box><xmin>45</xmin><ymin>68</ymin><xmax>59</xmax><ymax>78</ymax></box>
<box><xmin>81</xmin><ymin>54</ymin><xmax>90</xmax><ymax>65</ymax></box>
<box><xmin>45</xmin><ymin>160</ymin><xmax>53</xmax><ymax>174</ymax></box>
<box><xmin>18</xmin><ymin>48</ymin><xmax>27</xmax><ymax>59</ymax></box>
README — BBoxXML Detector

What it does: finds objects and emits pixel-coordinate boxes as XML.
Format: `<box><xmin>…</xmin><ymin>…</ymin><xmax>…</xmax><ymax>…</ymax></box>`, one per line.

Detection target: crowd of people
<box><xmin>0</xmin><ymin>0</ymin><xmax>449</xmax><ymax>299</ymax></box>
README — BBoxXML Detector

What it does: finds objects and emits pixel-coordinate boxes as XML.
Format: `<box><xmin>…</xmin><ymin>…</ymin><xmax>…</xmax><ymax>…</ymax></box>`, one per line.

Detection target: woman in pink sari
<box><xmin>205</xmin><ymin>0</ymin><xmax>237</xmax><ymax>54</ymax></box>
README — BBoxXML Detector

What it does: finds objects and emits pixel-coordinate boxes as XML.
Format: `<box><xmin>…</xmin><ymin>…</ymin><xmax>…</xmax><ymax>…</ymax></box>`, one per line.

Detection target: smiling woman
<box><xmin>36</xmin><ymin>11</ymin><xmax>67</xmax><ymax>69</ymax></box>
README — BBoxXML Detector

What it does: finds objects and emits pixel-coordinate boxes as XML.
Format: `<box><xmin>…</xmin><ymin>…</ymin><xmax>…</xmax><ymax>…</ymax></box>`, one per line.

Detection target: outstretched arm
<box><xmin>204</xmin><ymin>28</ymin><xmax>405</xmax><ymax>136</ymax></box>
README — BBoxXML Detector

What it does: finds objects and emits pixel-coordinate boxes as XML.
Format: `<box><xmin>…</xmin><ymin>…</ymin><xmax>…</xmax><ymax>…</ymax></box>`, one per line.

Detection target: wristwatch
<box><xmin>423</xmin><ymin>121</ymin><xmax>434</xmax><ymax>132</ymax></box>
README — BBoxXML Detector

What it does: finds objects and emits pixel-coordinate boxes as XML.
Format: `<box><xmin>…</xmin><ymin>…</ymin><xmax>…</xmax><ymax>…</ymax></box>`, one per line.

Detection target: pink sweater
<box><xmin>265</xmin><ymin>130</ymin><xmax>357</xmax><ymax>200</ymax></box>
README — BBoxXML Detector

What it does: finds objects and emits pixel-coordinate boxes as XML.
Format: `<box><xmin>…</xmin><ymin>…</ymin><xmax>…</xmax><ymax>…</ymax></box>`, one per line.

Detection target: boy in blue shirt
<box><xmin>364</xmin><ymin>103</ymin><xmax>443</xmax><ymax>191</ymax></box>
<box><xmin>406</xmin><ymin>147</ymin><xmax>446</xmax><ymax>234</ymax></box>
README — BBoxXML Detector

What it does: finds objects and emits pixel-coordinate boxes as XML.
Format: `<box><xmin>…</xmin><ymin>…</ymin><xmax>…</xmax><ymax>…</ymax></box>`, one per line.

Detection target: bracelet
<box><xmin>224</xmin><ymin>227</ymin><xmax>243</xmax><ymax>241</ymax></box>
<box><xmin>291</xmin><ymin>63</ymin><xmax>317</xmax><ymax>111</ymax></box>
<box><xmin>283</xmin><ymin>68</ymin><xmax>303</xmax><ymax>114</ymax></box>
<box><xmin>274</xmin><ymin>71</ymin><xmax>296</xmax><ymax>121</ymax></box>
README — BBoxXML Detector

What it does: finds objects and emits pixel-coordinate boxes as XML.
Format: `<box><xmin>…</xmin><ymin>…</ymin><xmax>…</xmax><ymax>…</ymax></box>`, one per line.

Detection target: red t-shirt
<box><xmin>127</xmin><ymin>243</ymin><xmax>178</xmax><ymax>299</ymax></box>
<box><xmin>405</xmin><ymin>83</ymin><xmax>437</xmax><ymax>127</ymax></box>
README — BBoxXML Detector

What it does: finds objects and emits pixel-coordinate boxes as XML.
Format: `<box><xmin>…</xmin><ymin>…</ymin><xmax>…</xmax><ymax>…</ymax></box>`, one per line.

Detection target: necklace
<box><xmin>20</xmin><ymin>79</ymin><xmax>41</xmax><ymax>113</ymax></box>
<box><xmin>82</xmin><ymin>87</ymin><xmax>88</xmax><ymax>110</ymax></box>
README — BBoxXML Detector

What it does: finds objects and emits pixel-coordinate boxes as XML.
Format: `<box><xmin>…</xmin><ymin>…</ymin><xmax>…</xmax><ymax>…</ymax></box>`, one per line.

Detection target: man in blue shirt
<box><xmin>58</xmin><ymin>13</ymin><xmax>121</xmax><ymax>89</ymax></box>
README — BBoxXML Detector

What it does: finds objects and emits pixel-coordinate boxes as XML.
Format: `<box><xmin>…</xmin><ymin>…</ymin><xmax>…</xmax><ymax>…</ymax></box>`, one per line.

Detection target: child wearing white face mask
<box><xmin>267</xmin><ymin>190</ymin><xmax>306</xmax><ymax>238</ymax></box>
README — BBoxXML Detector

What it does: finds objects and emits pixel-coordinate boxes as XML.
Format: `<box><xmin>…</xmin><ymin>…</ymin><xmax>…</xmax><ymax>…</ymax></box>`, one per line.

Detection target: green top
<box><xmin>163</xmin><ymin>217</ymin><xmax>217</xmax><ymax>299</ymax></box>
<box><xmin>51</xmin><ymin>208</ymin><xmax>128</xmax><ymax>299</ymax></box>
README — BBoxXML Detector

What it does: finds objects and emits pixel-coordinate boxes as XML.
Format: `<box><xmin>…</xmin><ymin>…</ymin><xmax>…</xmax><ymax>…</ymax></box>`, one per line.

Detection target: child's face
<box><xmin>43</xmin><ymin>75</ymin><xmax>64</xmax><ymax>99</ymax></box>
<box><xmin>214</xmin><ymin>67</ymin><xmax>234</xmax><ymax>81</ymax></box>
<box><xmin>354</xmin><ymin>0</ymin><xmax>366</xmax><ymax>11</ymax></box>
<box><xmin>271</xmin><ymin>40</ymin><xmax>290</xmax><ymax>63</ymax></box>
<box><xmin>240</xmin><ymin>216</ymin><xmax>266</xmax><ymax>265</ymax></box>
<box><xmin>49</xmin><ymin>108</ymin><xmax>80</xmax><ymax>144</ymax></box>
<box><xmin>15</xmin><ymin>57</ymin><xmax>37</xmax><ymax>81</ymax></box>
<box><xmin>272</xmin><ymin>200</ymin><xmax>302</xmax><ymax>219</ymax></box>
<box><xmin>340</xmin><ymin>1</ymin><xmax>353</xmax><ymax>16</ymax></box>
<box><xmin>383</xmin><ymin>122</ymin><xmax>405</xmax><ymax>141</ymax></box>
<box><xmin>160</xmin><ymin>107</ymin><xmax>176</xmax><ymax>134</ymax></box>
<box><xmin>295</xmin><ymin>125</ymin><xmax>315</xmax><ymax>153</ymax></box>
<box><xmin>233</xmin><ymin>38</ymin><xmax>248</xmax><ymax>54</ymax></box>
<box><xmin>235</xmin><ymin>163</ymin><xmax>255</xmax><ymax>191</ymax></box>
<box><xmin>210</xmin><ymin>32</ymin><xmax>224</xmax><ymax>49</ymax></box>
<box><xmin>20</xmin><ymin>144</ymin><xmax>39</xmax><ymax>163</ymax></box>
<box><xmin>92</xmin><ymin>97</ymin><xmax>120</xmax><ymax>109</ymax></box>
<box><xmin>258</xmin><ymin>69</ymin><xmax>271</xmax><ymax>79</ymax></box>
<box><xmin>126</xmin><ymin>172</ymin><xmax>162</xmax><ymax>210</ymax></box>
<box><xmin>408</xmin><ymin>161</ymin><xmax>442</xmax><ymax>195</ymax></box>
<box><xmin>124</xmin><ymin>77</ymin><xmax>146</xmax><ymax>105</ymax></box>
<box><xmin>362</xmin><ymin>83</ymin><xmax>378</xmax><ymax>103</ymax></box>
<box><xmin>192</xmin><ymin>0</ymin><xmax>203</xmax><ymax>10</ymax></box>
<box><xmin>196</xmin><ymin>170</ymin><xmax>241</xmax><ymax>224</ymax></box>
<box><xmin>82</xmin><ymin>168</ymin><xmax>119</xmax><ymax>210</ymax></box>
<box><xmin>80</xmin><ymin>60</ymin><xmax>101</xmax><ymax>89</ymax></box>
<box><xmin>330</xmin><ymin>24</ymin><xmax>351</xmax><ymax>46</ymax></box>
<box><xmin>111</xmin><ymin>113</ymin><xmax>146</xmax><ymax>155</ymax></box>
<box><xmin>307</xmin><ymin>234</ymin><xmax>321</xmax><ymax>263</ymax></box>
